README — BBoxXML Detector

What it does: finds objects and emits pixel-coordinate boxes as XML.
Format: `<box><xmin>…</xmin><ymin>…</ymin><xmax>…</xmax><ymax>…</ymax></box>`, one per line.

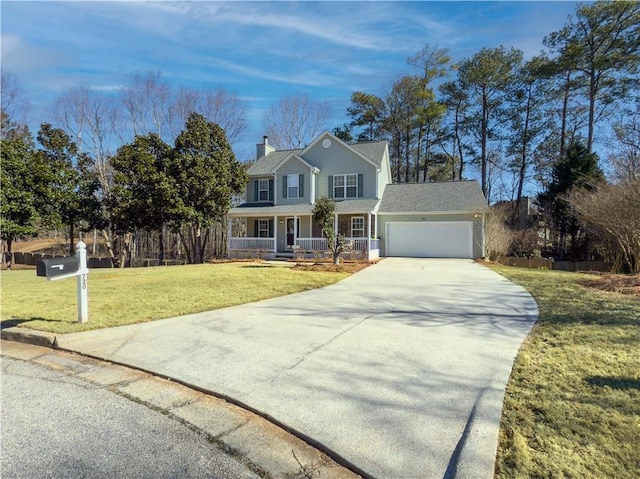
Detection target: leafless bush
<box><xmin>567</xmin><ymin>177</ymin><xmax>640</xmax><ymax>274</ymax></box>
<box><xmin>485</xmin><ymin>207</ymin><xmax>515</xmax><ymax>260</ymax></box>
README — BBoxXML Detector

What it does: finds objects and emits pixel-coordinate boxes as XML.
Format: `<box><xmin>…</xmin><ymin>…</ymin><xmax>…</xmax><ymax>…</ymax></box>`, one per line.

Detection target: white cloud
<box><xmin>214</xmin><ymin>58</ymin><xmax>336</xmax><ymax>88</ymax></box>
<box><xmin>1</xmin><ymin>34</ymin><xmax>71</xmax><ymax>75</ymax></box>
<box><xmin>143</xmin><ymin>2</ymin><xmax>432</xmax><ymax>53</ymax></box>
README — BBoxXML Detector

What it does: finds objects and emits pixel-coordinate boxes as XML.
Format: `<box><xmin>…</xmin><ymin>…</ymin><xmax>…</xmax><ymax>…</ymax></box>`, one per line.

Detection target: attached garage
<box><xmin>377</xmin><ymin>181</ymin><xmax>488</xmax><ymax>259</ymax></box>
<box><xmin>386</xmin><ymin>221</ymin><xmax>473</xmax><ymax>258</ymax></box>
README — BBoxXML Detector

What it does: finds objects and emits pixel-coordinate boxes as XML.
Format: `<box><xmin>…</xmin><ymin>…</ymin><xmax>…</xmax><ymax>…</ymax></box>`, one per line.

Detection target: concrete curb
<box><xmin>1</xmin><ymin>336</ymin><xmax>361</xmax><ymax>479</ymax></box>
<box><xmin>1</xmin><ymin>326</ymin><xmax>57</xmax><ymax>348</ymax></box>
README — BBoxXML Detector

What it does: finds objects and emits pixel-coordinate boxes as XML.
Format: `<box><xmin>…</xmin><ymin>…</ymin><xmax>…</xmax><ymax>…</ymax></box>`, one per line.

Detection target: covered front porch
<box><xmin>227</xmin><ymin>203</ymin><xmax>380</xmax><ymax>260</ymax></box>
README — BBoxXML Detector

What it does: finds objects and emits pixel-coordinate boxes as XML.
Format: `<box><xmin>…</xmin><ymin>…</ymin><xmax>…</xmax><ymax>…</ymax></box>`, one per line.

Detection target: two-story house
<box><xmin>228</xmin><ymin>131</ymin><xmax>488</xmax><ymax>260</ymax></box>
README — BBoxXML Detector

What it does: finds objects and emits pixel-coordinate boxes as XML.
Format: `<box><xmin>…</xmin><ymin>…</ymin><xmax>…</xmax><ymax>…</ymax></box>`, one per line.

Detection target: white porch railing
<box><xmin>229</xmin><ymin>237</ymin><xmax>379</xmax><ymax>253</ymax></box>
<box><xmin>296</xmin><ymin>238</ymin><xmax>328</xmax><ymax>251</ymax></box>
<box><xmin>343</xmin><ymin>238</ymin><xmax>367</xmax><ymax>251</ymax></box>
<box><xmin>297</xmin><ymin>237</ymin><xmax>375</xmax><ymax>252</ymax></box>
<box><xmin>229</xmin><ymin>237</ymin><xmax>275</xmax><ymax>251</ymax></box>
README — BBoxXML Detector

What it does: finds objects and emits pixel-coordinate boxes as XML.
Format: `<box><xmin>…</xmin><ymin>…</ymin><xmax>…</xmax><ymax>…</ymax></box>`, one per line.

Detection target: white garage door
<box><xmin>386</xmin><ymin>221</ymin><xmax>473</xmax><ymax>258</ymax></box>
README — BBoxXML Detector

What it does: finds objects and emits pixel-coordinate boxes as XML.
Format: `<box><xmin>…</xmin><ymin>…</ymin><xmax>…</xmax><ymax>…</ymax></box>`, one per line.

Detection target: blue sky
<box><xmin>2</xmin><ymin>1</ymin><xmax>579</xmax><ymax>160</ymax></box>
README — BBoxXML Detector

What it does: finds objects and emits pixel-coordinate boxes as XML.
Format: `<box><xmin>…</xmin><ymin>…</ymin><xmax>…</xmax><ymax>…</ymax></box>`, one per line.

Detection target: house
<box><xmin>227</xmin><ymin>131</ymin><xmax>488</xmax><ymax>260</ymax></box>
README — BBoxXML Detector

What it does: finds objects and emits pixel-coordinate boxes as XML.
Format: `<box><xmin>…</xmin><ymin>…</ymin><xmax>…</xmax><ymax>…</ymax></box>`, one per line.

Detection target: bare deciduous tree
<box><xmin>53</xmin><ymin>85</ymin><xmax>119</xmax><ymax>190</ymax></box>
<box><xmin>199</xmin><ymin>88</ymin><xmax>248</xmax><ymax>144</ymax></box>
<box><xmin>264</xmin><ymin>94</ymin><xmax>329</xmax><ymax>149</ymax></box>
<box><xmin>607</xmin><ymin>102</ymin><xmax>640</xmax><ymax>181</ymax></box>
<box><xmin>568</xmin><ymin>178</ymin><xmax>640</xmax><ymax>274</ymax></box>
<box><xmin>1</xmin><ymin>72</ymin><xmax>31</xmax><ymax>140</ymax></box>
<box><xmin>121</xmin><ymin>70</ymin><xmax>171</xmax><ymax>138</ymax></box>
<box><xmin>53</xmin><ymin>85</ymin><xmax>121</xmax><ymax>264</ymax></box>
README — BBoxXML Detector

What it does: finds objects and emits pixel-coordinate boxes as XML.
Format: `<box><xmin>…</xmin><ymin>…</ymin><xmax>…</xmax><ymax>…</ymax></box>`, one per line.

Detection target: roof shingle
<box><xmin>246</xmin><ymin>138</ymin><xmax>388</xmax><ymax>175</ymax></box>
<box><xmin>378</xmin><ymin>181</ymin><xmax>488</xmax><ymax>213</ymax></box>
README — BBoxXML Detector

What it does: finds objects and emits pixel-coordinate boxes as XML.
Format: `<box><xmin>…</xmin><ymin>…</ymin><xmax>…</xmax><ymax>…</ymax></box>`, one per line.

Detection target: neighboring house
<box><xmin>227</xmin><ymin>131</ymin><xmax>488</xmax><ymax>259</ymax></box>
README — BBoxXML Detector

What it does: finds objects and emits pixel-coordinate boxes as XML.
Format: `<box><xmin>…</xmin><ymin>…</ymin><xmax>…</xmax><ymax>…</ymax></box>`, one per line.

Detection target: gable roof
<box><xmin>247</xmin><ymin>149</ymin><xmax>303</xmax><ymax>176</ymax></box>
<box><xmin>271</xmin><ymin>152</ymin><xmax>318</xmax><ymax>173</ymax></box>
<box><xmin>299</xmin><ymin>131</ymin><xmax>383</xmax><ymax>169</ymax></box>
<box><xmin>246</xmin><ymin>133</ymin><xmax>388</xmax><ymax>176</ymax></box>
<box><xmin>350</xmin><ymin>141</ymin><xmax>388</xmax><ymax>169</ymax></box>
<box><xmin>378</xmin><ymin>180</ymin><xmax>488</xmax><ymax>214</ymax></box>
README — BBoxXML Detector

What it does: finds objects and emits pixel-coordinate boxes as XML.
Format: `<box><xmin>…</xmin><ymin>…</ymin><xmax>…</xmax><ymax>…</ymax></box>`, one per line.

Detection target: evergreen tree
<box><xmin>538</xmin><ymin>139</ymin><xmax>604</xmax><ymax>259</ymax></box>
<box><xmin>36</xmin><ymin>123</ymin><xmax>102</xmax><ymax>255</ymax></box>
<box><xmin>1</xmin><ymin>136</ymin><xmax>40</xmax><ymax>267</ymax></box>
<box><xmin>169</xmin><ymin>113</ymin><xmax>248</xmax><ymax>263</ymax></box>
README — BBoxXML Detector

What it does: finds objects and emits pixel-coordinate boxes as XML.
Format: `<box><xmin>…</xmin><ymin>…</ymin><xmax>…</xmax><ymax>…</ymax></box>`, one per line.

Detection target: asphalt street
<box><xmin>1</xmin><ymin>356</ymin><xmax>260</xmax><ymax>479</ymax></box>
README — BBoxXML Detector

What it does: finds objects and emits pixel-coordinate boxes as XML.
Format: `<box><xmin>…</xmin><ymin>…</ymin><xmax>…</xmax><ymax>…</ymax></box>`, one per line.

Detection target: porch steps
<box><xmin>273</xmin><ymin>253</ymin><xmax>295</xmax><ymax>261</ymax></box>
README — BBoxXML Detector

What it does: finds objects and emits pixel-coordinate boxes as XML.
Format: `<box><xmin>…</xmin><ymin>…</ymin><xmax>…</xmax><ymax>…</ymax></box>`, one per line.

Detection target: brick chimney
<box><xmin>256</xmin><ymin>135</ymin><xmax>276</xmax><ymax>160</ymax></box>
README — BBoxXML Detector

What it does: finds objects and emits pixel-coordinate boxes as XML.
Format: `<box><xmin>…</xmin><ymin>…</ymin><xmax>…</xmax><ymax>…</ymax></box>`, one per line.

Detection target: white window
<box><xmin>334</xmin><ymin>175</ymin><xmax>345</xmax><ymax>198</ymax></box>
<box><xmin>333</xmin><ymin>174</ymin><xmax>358</xmax><ymax>198</ymax></box>
<box><xmin>287</xmin><ymin>174</ymin><xmax>299</xmax><ymax>199</ymax></box>
<box><xmin>351</xmin><ymin>217</ymin><xmax>365</xmax><ymax>238</ymax></box>
<box><xmin>257</xmin><ymin>219</ymin><xmax>269</xmax><ymax>237</ymax></box>
<box><xmin>258</xmin><ymin>179</ymin><xmax>270</xmax><ymax>202</ymax></box>
<box><xmin>346</xmin><ymin>174</ymin><xmax>358</xmax><ymax>198</ymax></box>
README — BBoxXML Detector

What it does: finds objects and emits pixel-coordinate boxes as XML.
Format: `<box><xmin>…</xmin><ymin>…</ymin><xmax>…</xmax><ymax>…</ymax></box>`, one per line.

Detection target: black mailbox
<box><xmin>37</xmin><ymin>256</ymin><xmax>79</xmax><ymax>278</ymax></box>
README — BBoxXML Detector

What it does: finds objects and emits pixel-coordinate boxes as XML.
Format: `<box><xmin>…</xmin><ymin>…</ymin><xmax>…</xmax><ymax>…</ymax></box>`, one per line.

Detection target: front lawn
<box><xmin>490</xmin><ymin>265</ymin><xmax>640</xmax><ymax>479</ymax></box>
<box><xmin>1</xmin><ymin>262</ymin><xmax>350</xmax><ymax>334</ymax></box>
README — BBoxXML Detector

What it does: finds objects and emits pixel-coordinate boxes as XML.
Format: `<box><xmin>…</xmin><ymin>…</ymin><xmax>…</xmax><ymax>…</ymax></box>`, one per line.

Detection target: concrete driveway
<box><xmin>57</xmin><ymin>258</ymin><xmax>537</xmax><ymax>479</ymax></box>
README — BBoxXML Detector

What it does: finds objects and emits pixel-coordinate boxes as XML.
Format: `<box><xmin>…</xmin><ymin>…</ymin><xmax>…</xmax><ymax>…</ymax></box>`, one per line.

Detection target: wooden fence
<box><xmin>496</xmin><ymin>256</ymin><xmax>610</xmax><ymax>272</ymax></box>
<box><xmin>4</xmin><ymin>252</ymin><xmax>186</xmax><ymax>268</ymax></box>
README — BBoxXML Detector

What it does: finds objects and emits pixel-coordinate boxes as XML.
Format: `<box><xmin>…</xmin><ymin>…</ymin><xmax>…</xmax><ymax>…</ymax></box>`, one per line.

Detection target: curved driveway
<box><xmin>57</xmin><ymin>258</ymin><xmax>538</xmax><ymax>479</ymax></box>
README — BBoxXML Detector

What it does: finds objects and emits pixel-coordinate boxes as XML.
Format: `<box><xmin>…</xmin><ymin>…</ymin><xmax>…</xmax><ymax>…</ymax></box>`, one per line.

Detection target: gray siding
<box><xmin>377</xmin><ymin>213</ymin><xmax>484</xmax><ymax>258</ymax></box>
<box><xmin>276</xmin><ymin>158</ymin><xmax>309</xmax><ymax>205</ymax></box>
<box><xmin>247</xmin><ymin>176</ymin><xmax>273</xmax><ymax>203</ymax></box>
<box><xmin>302</xmin><ymin>140</ymin><xmax>378</xmax><ymax>199</ymax></box>
<box><xmin>377</xmin><ymin>148</ymin><xmax>391</xmax><ymax>199</ymax></box>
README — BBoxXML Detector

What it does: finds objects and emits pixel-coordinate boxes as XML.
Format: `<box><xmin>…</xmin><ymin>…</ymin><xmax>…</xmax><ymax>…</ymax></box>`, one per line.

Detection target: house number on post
<box><xmin>36</xmin><ymin>240</ymin><xmax>89</xmax><ymax>323</ymax></box>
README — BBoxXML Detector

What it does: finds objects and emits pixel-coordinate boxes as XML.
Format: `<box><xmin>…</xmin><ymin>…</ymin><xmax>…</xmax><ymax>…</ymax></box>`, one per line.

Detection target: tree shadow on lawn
<box><xmin>540</xmin><ymin>300</ymin><xmax>639</xmax><ymax>327</ymax></box>
<box><xmin>1</xmin><ymin>318</ymin><xmax>68</xmax><ymax>329</ymax></box>
<box><xmin>585</xmin><ymin>375</ymin><xmax>640</xmax><ymax>391</ymax></box>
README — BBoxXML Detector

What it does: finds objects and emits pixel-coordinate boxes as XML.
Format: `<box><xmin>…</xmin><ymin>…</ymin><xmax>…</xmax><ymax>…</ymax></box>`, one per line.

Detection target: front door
<box><xmin>286</xmin><ymin>218</ymin><xmax>300</xmax><ymax>249</ymax></box>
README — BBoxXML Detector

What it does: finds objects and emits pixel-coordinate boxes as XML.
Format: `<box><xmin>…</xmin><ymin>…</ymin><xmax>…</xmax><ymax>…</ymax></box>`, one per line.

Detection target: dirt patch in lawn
<box><xmin>581</xmin><ymin>273</ymin><xmax>640</xmax><ymax>296</ymax></box>
<box><xmin>292</xmin><ymin>261</ymin><xmax>373</xmax><ymax>274</ymax></box>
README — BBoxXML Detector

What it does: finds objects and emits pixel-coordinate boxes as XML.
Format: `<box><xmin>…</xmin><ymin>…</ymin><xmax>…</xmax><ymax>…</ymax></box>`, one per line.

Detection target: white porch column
<box><xmin>367</xmin><ymin>212</ymin><xmax>372</xmax><ymax>251</ymax></box>
<box><xmin>273</xmin><ymin>215</ymin><xmax>278</xmax><ymax>252</ymax></box>
<box><xmin>310</xmin><ymin>169</ymin><xmax>316</xmax><ymax>204</ymax></box>
<box><xmin>481</xmin><ymin>213</ymin><xmax>486</xmax><ymax>258</ymax></box>
<box><xmin>227</xmin><ymin>216</ymin><xmax>233</xmax><ymax>258</ymax></box>
<box><xmin>294</xmin><ymin>214</ymin><xmax>298</xmax><ymax>247</ymax></box>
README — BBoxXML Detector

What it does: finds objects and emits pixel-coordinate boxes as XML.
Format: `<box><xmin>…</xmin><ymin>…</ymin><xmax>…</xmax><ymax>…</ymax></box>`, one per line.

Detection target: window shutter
<box><xmin>299</xmin><ymin>174</ymin><xmax>304</xmax><ymax>198</ymax></box>
<box><xmin>253</xmin><ymin>181</ymin><xmax>258</xmax><ymax>202</ymax></box>
<box><xmin>268</xmin><ymin>219</ymin><xmax>274</xmax><ymax>237</ymax></box>
<box><xmin>358</xmin><ymin>173</ymin><xmax>364</xmax><ymax>197</ymax></box>
<box><xmin>328</xmin><ymin>176</ymin><xmax>333</xmax><ymax>197</ymax></box>
<box><xmin>282</xmin><ymin>176</ymin><xmax>288</xmax><ymax>199</ymax></box>
<box><xmin>268</xmin><ymin>179</ymin><xmax>274</xmax><ymax>201</ymax></box>
<box><xmin>253</xmin><ymin>220</ymin><xmax>258</xmax><ymax>237</ymax></box>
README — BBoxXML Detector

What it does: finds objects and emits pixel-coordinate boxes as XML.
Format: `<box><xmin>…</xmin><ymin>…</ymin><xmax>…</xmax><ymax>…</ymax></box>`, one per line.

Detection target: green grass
<box><xmin>490</xmin><ymin>265</ymin><xmax>640</xmax><ymax>479</ymax></box>
<box><xmin>1</xmin><ymin>263</ymin><xmax>350</xmax><ymax>334</ymax></box>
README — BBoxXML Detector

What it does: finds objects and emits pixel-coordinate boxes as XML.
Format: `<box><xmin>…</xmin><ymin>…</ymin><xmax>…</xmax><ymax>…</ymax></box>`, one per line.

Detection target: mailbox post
<box><xmin>76</xmin><ymin>241</ymin><xmax>88</xmax><ymax>323</ymax></box>
<box><xmin>36</xmin><ymin>241</ymin><xmax>89</xmax><ymax>323</ymax></box>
